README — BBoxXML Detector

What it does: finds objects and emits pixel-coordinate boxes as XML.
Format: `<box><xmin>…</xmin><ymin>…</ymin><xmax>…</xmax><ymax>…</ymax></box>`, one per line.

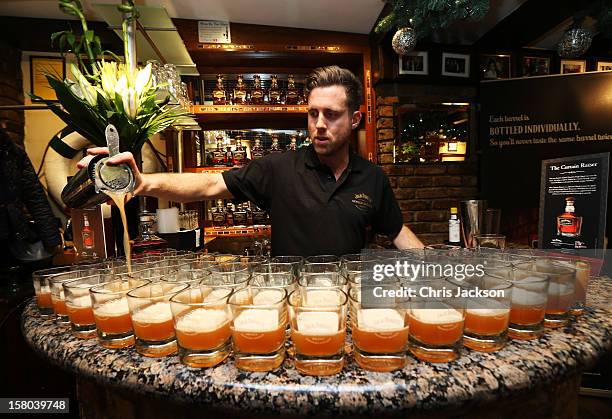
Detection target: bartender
<box><xmin>79</xmin><ymin>66</ymin><xmax>423</xmax><ymax>256</ymax></box>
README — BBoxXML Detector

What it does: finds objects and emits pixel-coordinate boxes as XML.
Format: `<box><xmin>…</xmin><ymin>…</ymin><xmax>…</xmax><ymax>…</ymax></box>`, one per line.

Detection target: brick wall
<box><xmin>0</xmin><ymin>45</ymin><xmax>24</xmax><ymax>147</ymax></box>
<box><xmin>376</xmin><ymin>96</ymin><xmax>478</xmax><ymax>244</ymax></box>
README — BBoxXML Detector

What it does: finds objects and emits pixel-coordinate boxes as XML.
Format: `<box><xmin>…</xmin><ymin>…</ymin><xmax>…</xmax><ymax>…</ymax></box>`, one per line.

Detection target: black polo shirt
<box><xmin>222</xmin><ymin>145</ymin><xmax>403</xmax><ymax>257</ymax></box>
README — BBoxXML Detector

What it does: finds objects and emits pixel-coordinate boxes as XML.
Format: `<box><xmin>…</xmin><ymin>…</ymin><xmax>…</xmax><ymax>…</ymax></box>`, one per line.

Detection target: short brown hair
<box><xmin>305</xmin><ymin>66</ymin><xmax>363</xmax><ymax>113</ymax></box>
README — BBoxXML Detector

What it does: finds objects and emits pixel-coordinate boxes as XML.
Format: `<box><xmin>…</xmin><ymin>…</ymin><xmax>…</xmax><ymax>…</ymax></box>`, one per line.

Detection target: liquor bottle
<box><xmin>233</xmin><ymin>136</ymin><xmax>248</xmax><ymax>166</ymax></box>
<box><xmin>250</xmin><ymin>75</ymin><xmax>264</xmax><ymax>104</ymax></box>
<box><xmin>287</xmin><ymin>134</ymin><xmax>298</xmax><ymax>151</ymax></box>
<box><xmin>82</xmin><ymin>214</ymin><xmax>94</xmax><ymax>256</ymax></box>
<box><xmin>132</xmin><ymin>211</ymin><xmax>168</xmax><ymax>256</ymax></box>
<box><xmin>211</xmin><ymin>199</ymin><xmax>226</xmax><ymax>227</ymax></box>
<box><xmin>212</xmin><ymin>134</ymin><xmax>226</xmax><ymax>166</ymax></box>
<box><xmin>233</xmin><ymin>203</ymin><xmax>248</xmax><ymax>227</ymax></box>
<box><xmin>245</xmin><ymin>202</ymin><xmax>254</xmax><ymax>226</ymax></box>
<box><xmin>233</xmin><ymin>74</ymin><xmax>248</xmax><ymax>105</ymax></box>
<box><xmin>251</xmin><ymin>135</ymin><xmax>265</xmax><ymax>159</ymax></box>
<box><xmin>557</xmin><ymin>197</ymin><xmax>583</xmax><ymax>237</ymax></box>
<box><xmin>448</xmin><ymin>207</ymin><xmax>461</xmax><ymax>245</ymax></box>
<box><xmin>225</xmin><ymin>145</ymin><xmax>234</xmax><ymax>167</ymax></box>
<box><xmin>212</xmin><ymin>74</ymin><xmax>227</xmax><ymax>105</ymax></box>
<box><xmin>285</xmin><ymin>74</ymin><xmax>299</xmax><ymax>105</ymax></box>
<box><xmin>225</xmin><ymin>201</ymin><xmax>235</xmax><ymax>227</ymax></box>
<box><xmin>269</xmin><ymin>134</ymin><xmax>282</xmax><ymax>154</ymax></box>
<box><xmin>268</xmin><ymin>75</ymin><xmax>281</xmax><ymax>104</ymax></box>
<box><xmin>252</xmin><ymin>205</ymin><xmax>268</xmax><ymax>226</ymax></box>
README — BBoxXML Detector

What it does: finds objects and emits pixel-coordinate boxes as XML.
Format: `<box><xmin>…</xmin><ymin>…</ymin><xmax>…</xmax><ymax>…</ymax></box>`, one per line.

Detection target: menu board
<box><xmin>539</xmin><ymin>153</ymin><xmax>609</xmax><ymax>253</ymax></box>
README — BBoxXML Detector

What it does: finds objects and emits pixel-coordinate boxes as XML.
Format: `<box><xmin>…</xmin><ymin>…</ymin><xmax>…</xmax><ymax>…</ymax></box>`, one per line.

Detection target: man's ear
<box><xmin>351</xmin><ymin>110</ymin><xmax>362</xmax><ymax>129</ymax></box>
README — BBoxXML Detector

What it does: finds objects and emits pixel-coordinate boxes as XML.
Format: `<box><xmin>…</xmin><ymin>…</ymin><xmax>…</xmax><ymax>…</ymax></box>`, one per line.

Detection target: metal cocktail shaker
<box><xmin>459</xmin><ymin>200</ymin><xmax>487</xmax><ymax>248</ymax></box>
<box><xmin>61</xmin><ymin>125</ymin><xmax>135</xmax><ymax>209</ymax></box>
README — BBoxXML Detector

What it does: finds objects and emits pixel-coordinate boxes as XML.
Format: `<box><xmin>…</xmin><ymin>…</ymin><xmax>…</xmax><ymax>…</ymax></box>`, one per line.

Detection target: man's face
<box><xmin>307</xmin><ymin>85</ymin><xmax>360</xmax><ymax>157</ymax></box>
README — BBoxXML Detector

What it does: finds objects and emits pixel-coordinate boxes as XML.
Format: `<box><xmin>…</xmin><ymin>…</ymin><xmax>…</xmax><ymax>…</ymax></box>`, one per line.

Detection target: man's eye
<box><xmin>308</xmin><ymin>110</ymin><xmax>318</xmax><ymax>117</ymax></box>
<box><xmin>324</xmin><ymin>111</ymin><xmax>338</xmax><ymax>119</ymax></box>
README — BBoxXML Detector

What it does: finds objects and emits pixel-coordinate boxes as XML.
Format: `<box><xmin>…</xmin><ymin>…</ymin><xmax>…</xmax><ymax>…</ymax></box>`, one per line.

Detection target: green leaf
<box><xmin>84</xmin><ymin>30</ymin><xmax>94</xmax><ymax>43</ymax></box>
<box><xmin>66</xmin><ymin>32</ymin><xmax>76</xmax><ymax>47</ymax></box>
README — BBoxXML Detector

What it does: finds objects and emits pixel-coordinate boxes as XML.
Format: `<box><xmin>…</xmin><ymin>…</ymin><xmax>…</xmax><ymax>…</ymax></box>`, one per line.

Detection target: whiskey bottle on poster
<box><xmin>557</xmin><ymin>197</ymin><xmax>583</xmax><ymax>237</ymax></box>
<box><xmin>212</xmin><ymin>134</ymin><xmax>226</xmax><ymax>167</ymax></box>
<box><xmin>81</xmin><ymin>214</ymin><xmax>95</xmax><ymax>257</ymax></box>
<box><xmin>233</xmin><ymin>74</ymin><xmax>248</xmax><ymax>105</ymax></box>
<box><xmin>250</xmin><ymin>75</ymin><xmax>264</xmax><ymax>104</ymax></box>
<box><xmin>286</xmin><ymin>134</ymin><xmax>298</xmax><ymax>151</ymax></box>
<box><xmin>212</xmin><ymin>74</ymin><xmax>227</xmax><ymax>105</ymax></box>
<box><xmin>285</xmin><ymin>74</ymin><xmax>299</xmax><ymax>105</ymax></box>
<box><xmin>251</xmin><ymin>135</ymin><xmax>265</xmax><ymax>159</ymax></box>
<box><xmin>211</xmin><ymin>199</ymin><xmax>227</xmax><ymax>227</ymax></box>
<box><xmin>268</xmin><ymin>75</ymin><xmax>281</xmax><ymax>104</ymax></box>
<box><xmin>233</xmin><ymin>135</ymin><xmax>248</xmax><ymax>166</ymax></box>
<box><xmin>269</xmin><ymin>134</ymin><xmax>282</xmax><ymax>154</ymax></box>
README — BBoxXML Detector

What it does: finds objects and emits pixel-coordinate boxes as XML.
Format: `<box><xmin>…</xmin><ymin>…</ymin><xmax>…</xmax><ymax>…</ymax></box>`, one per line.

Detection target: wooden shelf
<box><xmin>191</xmin><ymin>104</ymin><xmax>307</xmax><ymax>114</ymax></box>
<box><xmin>205</xmin><ymin>226</ymin><xmax>271</xmax><ymax>237</ymax></box>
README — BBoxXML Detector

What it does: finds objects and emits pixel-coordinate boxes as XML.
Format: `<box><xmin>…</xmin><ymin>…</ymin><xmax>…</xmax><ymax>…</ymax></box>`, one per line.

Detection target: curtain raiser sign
<box><xmin>480</xmin><ymin>72</ymin><xmax>612</xmax><ymax>245</ymax></box>
<box><xmin>539</xmin><ymin>153</ymin><xmax>609</xmax><ymax>253</ymax></box>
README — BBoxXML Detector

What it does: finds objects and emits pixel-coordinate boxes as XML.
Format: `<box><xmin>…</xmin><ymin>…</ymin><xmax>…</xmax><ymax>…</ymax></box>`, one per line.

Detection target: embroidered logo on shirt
<box><xmin>352</xmin><ymin>193</ymin><xmax>373</xmax><ymax>212</ymax></box>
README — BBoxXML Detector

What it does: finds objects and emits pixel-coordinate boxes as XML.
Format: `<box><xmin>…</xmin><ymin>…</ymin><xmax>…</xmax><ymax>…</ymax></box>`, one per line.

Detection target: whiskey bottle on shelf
<box><xmin>225</xmin><ymin>201</ymin><xmax>235</xmax><ymax>227</ymax></box>
<box><xmin>285</xmin><ymin>74</ymin><xmax>300</xmax><ymax>105</ymax></box>
<box><xmin>212</xmin><ymin>74</ymin><xmax>227</xmax><ymax>105</ymax></box>
<box><xmin>233</xmin><ymin>74</ymin><xmax>248</xmax><ymax>105</ymax></box>
<box><xmin>225</xmin><ymin>145</ymin><xmax>234</xmax><ymax>167</ymax></box>
<box><xmin>212</xmin><ymin>134</ymin><xmax>226</xmax><ymax>166</ymax></box>
<box><xmin>287</xmin><ymin>134</ymin><xmax>298</xmax><ymax>151</ymax></box>
<box><xmin>251</xmin><ymin>135</ymin><xmax>265</xmax><ymax>159</ymax></box>
<box><xmin>211</xmin><ymin>199</ymin><xmax>227</xmax><ymax>227</ymax></box>
<box><xmin>233</xmin><ymin>135</ymin><xmax>248</xmax><ymax>166</ymax></box>
<box><xmin>268</xmin><ymin>75</ymin><xmax>281</xmax><ymax>104</ymax></box>
<box><xmin>132</xmin><ymin>211</ymin><xmax>168</xmax><ymax>256</ymax></box>
<box><xmin>233</xmin><ymin>203</ymin><xmax>248</xmax><ymax>227</ymax></box>
<box><xmin>557</xmin><ymin>197</ymin><xmax>583</xmax><ymax>237</ymax></box>
<box><xmin>245</xmin><ymin>202</ymin><xmax>254</xmax><ymax>226</ymax></box>
<box><xmin>250</xmin><ymin>75</ymin><xmax>264</xmax><ymax>104</ymax></box>
<box><xmin>269</xmin><ymin>134</ymin><xmax>282</xmax><ymax>154</ymax></box>
<box><xmin>252</xmin><ymin>205</ymin><xmax>268</xmax><ymax>226</ymax></box>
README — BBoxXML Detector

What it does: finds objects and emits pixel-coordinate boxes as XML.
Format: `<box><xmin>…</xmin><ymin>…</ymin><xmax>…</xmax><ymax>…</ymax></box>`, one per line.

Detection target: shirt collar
<box><xmin>303</xmin><ymin>145</ymin><xmax>365</xmax><ymax>173</ymax></box>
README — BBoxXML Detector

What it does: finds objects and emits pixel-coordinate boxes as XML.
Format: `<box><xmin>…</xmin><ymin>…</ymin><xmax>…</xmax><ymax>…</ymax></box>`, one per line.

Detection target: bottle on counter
<box><xmin>212</xmin><ymin>74</ymin><xmax>227</xmax><ymax>105</ymax></box>
<box><xmin>268</xmin><ymin>75</ymin><xmax>281</xmax><ymax>104</ymax></box>
<box><xmin>449</xmin><ymin>207</ymin><xmax>461</xmax><ymax>246</ymax></box>
<box><xmin>132</xmin><ymin>211</ymin><xmax>168</xmax><ymax>256</ymax></box>
<box><xmin>233</xmin><ymin>74</ymin><xmax>247</xmax><ymax>105</ymax></box>
<box><xmin>250</xmin><ymin>75</ymin><xmax>264</xmax><ymax>104</ymax></box>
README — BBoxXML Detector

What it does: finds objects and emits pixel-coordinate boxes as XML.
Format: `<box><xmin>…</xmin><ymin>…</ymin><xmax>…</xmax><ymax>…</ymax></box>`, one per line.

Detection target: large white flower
<box><xmin>134</xmin><ymin>63</ymin><xmax>152</xmax><ymax>97</ymax></box>
<box><xmin>70</xmin><ymin>63</ymin><xmax>97</xmax><ymax>107</ymax></box>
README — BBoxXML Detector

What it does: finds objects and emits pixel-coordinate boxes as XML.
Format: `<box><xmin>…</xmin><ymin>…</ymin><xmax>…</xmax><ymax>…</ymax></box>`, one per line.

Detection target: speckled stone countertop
<box><xmin>22</xmin><ymin>277</ymin><xmax>612</xmax><ymax>416</ymax></box>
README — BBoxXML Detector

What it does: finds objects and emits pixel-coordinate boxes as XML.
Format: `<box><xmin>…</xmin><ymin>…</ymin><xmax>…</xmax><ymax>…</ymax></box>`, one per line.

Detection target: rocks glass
<box><xmin>90</xmin><ymin>278</ymin><xmax>150</xmax><ymax>349</ymax></box>
<box><xmin>126</xmin><ymin>282</ymin><xmax>189</xmax><ymax>357</ymax></box>
<box><xmin>228</xmin><ymin>287</ymin><xmax>287</xmax><ymax>372</ymax></box>
<box><xmin>507</xmin><ymin>269</ymin><xmax>548</xmax><ymax>340</ymax></box>
<box><xmin>32</xmin><ymin>267</ymin><xmax>72</xmax><ymax>317</ymax></box>
<box><xmin>63</xmin><ymin>272</ymin><xmax>113</xmax><ymax>339</ymax></box>
<box><xmin>170</xmin><ymin>286</ymin><xmax>233</xmax><ymax>368</ymax></box>
<box><xmin>349</xmin><ymin>285</ymin><xmax>409</xmax><ymax>371</ymax></box>
<box><xmin>288</xmin><ymin>288</ymin><xmax>348</xmax><ymax>376</ymax></box>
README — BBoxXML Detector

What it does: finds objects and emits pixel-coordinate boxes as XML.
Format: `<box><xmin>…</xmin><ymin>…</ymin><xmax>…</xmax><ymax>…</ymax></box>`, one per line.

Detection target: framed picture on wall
<box><xmin>560</xmin><ymin>59</ymin><xmax>586</xmax><ymax>74</ymax></box>
<box><xmin>398</xmin><ymin>51</ymin><xmax>428</xmax><ymax>75</ymax></box>
<box><xmin>30</xmin><ymin>56</ymin><xmax>65</xmax><ymax>101</ymax></box>
<box><xmin>597</xmin><ymin>61</ymin><xmax>612</xmax><ymax>71</ymax></box>
<box><xmin>480</xmin><ymin>54</ymin><xmax>511</xmax><ymax>79</ymax></box>
<box><xmin>441</xmin><ymin>52</ymin><xmax>470</xmax><ymax>78</ymax></box>
<box><xmin>522</xmin><ymin>56</ymin><xmax>550</xmax><ymax>77</ymax></box>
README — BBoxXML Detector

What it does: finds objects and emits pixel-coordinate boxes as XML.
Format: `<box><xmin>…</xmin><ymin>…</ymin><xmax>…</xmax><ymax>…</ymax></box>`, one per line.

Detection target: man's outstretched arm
<box><xmin>78</xmin><ymin>147</ymin><xmax>233</xmax><ymax>202</ymax></box>
<box><xmin>393</xmin><ymin>225</ymin><xmax>424</xmax><ymax>249</ymax></box>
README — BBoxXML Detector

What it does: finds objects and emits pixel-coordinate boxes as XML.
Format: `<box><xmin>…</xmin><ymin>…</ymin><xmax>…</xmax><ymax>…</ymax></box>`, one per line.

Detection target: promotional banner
<box><xmin>479</xmin><ymin>72</ymin><xmax>612</xmax><ymax>245</ymax></box>
<box><xmin>538</xmin><ymin>153</ymin><xmax>609</xmax><ymax>252</ymax></box>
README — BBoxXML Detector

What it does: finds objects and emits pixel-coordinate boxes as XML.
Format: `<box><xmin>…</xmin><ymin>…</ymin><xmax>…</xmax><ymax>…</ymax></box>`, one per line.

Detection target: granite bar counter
<box><xmin>22</xmin><ymin>278</ymin><xmax>612</xmax><ymax>419</ymax></box>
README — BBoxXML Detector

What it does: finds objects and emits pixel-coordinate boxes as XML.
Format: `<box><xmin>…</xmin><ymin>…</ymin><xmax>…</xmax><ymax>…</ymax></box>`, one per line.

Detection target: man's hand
<box><xmin>393</xmin><ymin>225</ymin><xmax>425</xmax><ymax>249</ymax></box>
<box><xmin>77</xmin><ymin>147</ymin><xmax>145</xmax><ymax>196</ymax></box>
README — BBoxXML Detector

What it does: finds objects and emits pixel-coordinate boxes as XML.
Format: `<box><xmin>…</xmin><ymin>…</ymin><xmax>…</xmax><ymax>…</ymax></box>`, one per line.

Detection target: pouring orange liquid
<box><xmin>106</xmin><ymin>191</ymin><xmax>132</xmax><ymax>274</ymax></box>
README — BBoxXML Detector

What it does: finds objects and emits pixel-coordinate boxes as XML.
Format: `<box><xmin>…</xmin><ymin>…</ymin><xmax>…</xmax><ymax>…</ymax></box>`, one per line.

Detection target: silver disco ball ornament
<box><xmin>557</xmin><ymin>28</ymin><xmax>593</xmax><ymax>58</ymax></box>
<box><xmin>392</xmin><ymin>27</ymin><xmax>417</xmax><ymax>55</ymax></box>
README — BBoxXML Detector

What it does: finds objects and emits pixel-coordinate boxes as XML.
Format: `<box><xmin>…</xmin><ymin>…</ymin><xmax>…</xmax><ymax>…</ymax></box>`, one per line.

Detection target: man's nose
<box><xmin>315</xmin><ymin>114</ymin><xmax>326</xmax><ymax>130</ymax></box>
